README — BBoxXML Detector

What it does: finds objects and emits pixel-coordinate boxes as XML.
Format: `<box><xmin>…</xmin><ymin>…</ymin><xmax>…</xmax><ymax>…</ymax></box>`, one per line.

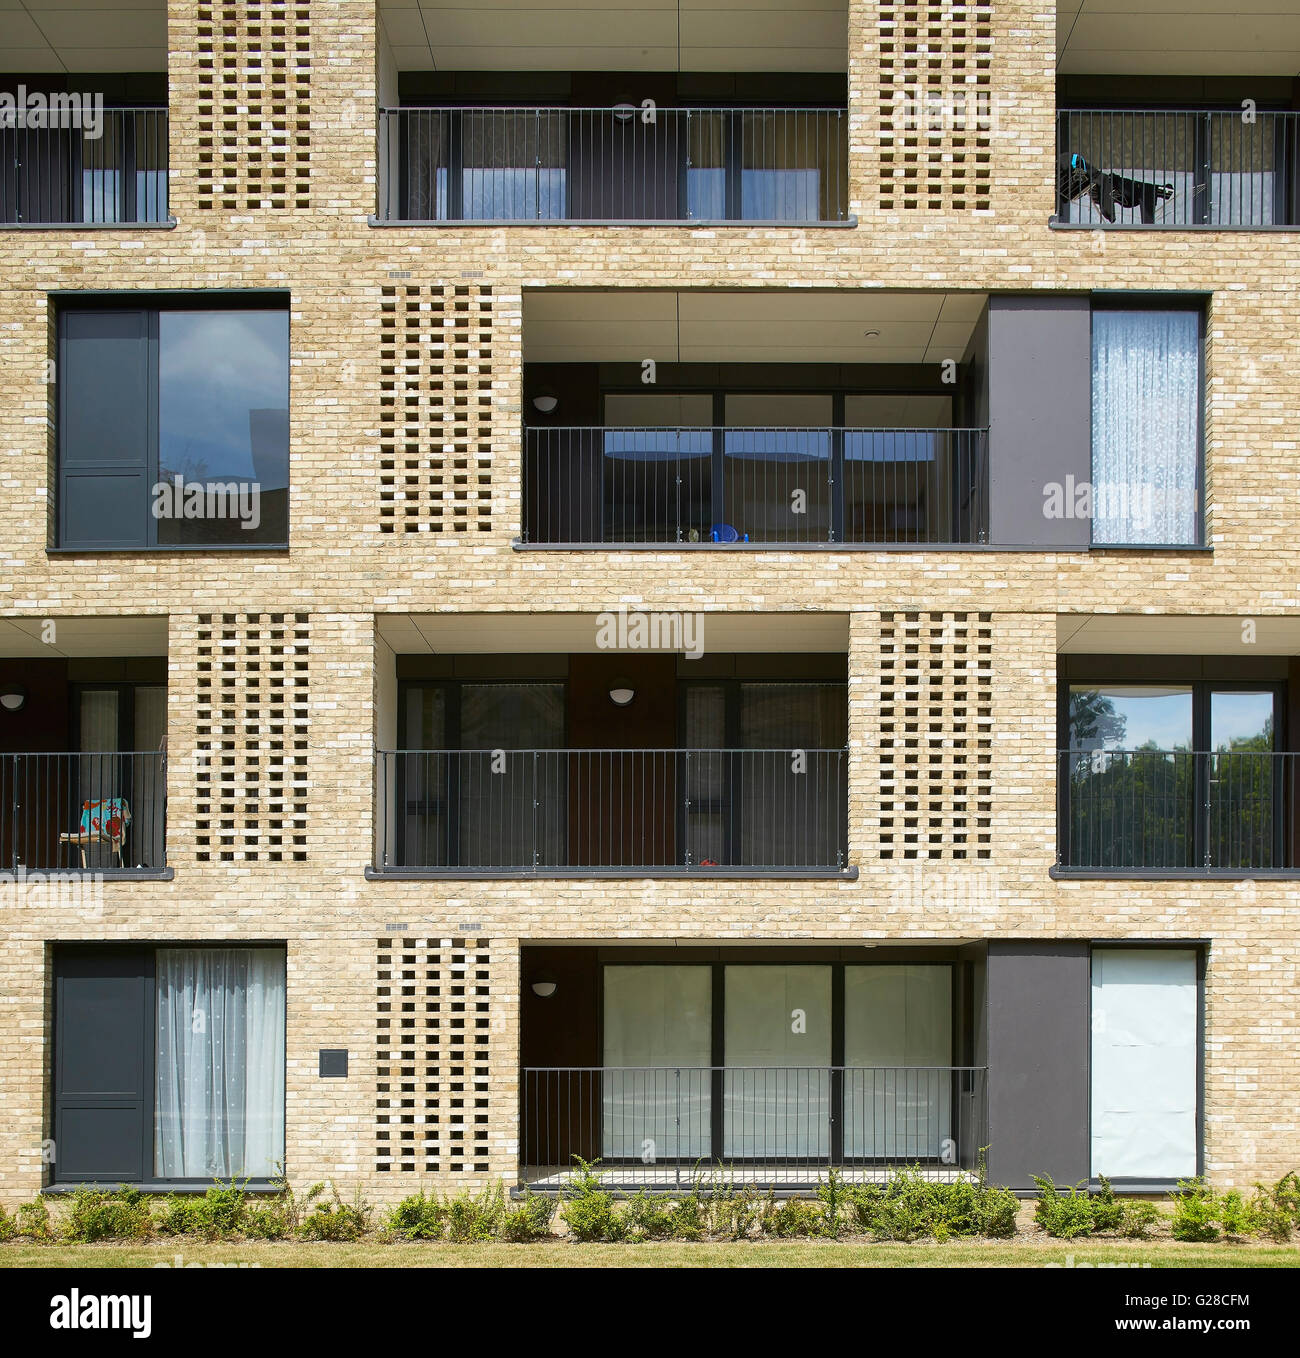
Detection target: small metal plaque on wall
<box><xmin>319</xmin><ymin>1049</ymin><xmax>349</xmax><ymax>1078</ymax></box>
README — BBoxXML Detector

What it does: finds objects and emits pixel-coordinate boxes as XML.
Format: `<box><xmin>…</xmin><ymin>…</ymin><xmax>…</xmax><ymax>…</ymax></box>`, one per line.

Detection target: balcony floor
<box><xmin>520</xmin><ymin>1163</ymin><xmax>976</xmax><ymax>1192</ymax></box>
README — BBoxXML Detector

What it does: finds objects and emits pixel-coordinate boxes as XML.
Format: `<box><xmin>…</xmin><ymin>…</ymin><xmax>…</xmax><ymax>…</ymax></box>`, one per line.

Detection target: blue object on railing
<box><xmin>711</xmin><ymin>523</ymin><xmax>748</xmax><ymax>543</ymax></box>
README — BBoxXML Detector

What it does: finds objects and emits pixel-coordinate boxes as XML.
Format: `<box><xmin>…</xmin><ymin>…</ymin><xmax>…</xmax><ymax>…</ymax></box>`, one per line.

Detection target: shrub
<box><xmin>499</xmin><ymin>1191</ymin><xmax>555</xmax><ymax>1243</ymax></box>
<box><xmin>1250</xmin><ymin>1172</ymin><xmax>1300</xmax><ymax>1243</ymax></box>
<box><xmin>975</xmin><ymin>1183</ymin><xmax>1020</xmax><ymax>1239</ymax></box>
<box><xmin>1032</xmin><ymin>1175</ymin><xmax>1095</xmax><ymax>1239</ymax></box>
<box><xmin>667</xmin><ymin>1193</ymin><xmax>707</xmax><ymax>1241</ymax></box>
<box><xmin>815</xmin><ymin>1169</ymin><xmax>851</xmax><ymax>1238</ymax></box>
<box><xmin>156</xmin><ymin>1194</ymin><xmax>203</xmax><ymax>1236</ymax></box>
<box><xmin>158</xmin><ymin>1182</ymin><xmax>248</xmax><ymax>1240</ymax></box>
<box><xmin>624</xmin><ymin>1189</ymin><xmax>675</xmax><ymax>1241</ymax></box>
<box><xmin>0</xmin><ymin>1204</ymin><xmax>15</xmax><ymax>1242</ymax></box>
<box><xmin>1120</xmin><ymin>1200</ymin><xmax>1161</xmax><ymax>1240</ymax></box>
<box><xmin>1216</xmin><ymin>1189</ymin><xmax>1256</xmax><ymax>1242</ymax></box>
<box><xmin>561</xmin><ymin>1159</ymin><xmax>626</xmax><ymax>1243</ymax></box>
<box><xmin>444</xmin><ymin>1186</ymin><xmax>503</xmax><ymax>1243</ymax></box>
<box><xmin>63</xmin><ymin>1187</ymin><xmax>153</xmax><ymax>1243</ymax></box>
<box><xmin>384</xmin><ymin>1189</ymin><xmax>446</xmax><ymax>1241</ymax></box>
<box><xmin>1170</xmin><ymin>1180</ymin><xmax>1219</xmax><ymax>1243</ymax></box>
<box><xmin>845</xmin><ymin>1183</ymin><xmax>884</xmax><ymax>1235</ymax></box>
<box><xmin>298</xmin><ymin>1183</ymin><xmax>372</xmax><ymax>1242</ymax></box>
<box><xmin>760</xmin><ymin>1197</ymin><xmax>826</xmax><ymax>1239</ymax></box>
<box><xmin>872</xmin><ymin>1167</ymin><xmax>942</xmax><ymax>1242</ymax></box>
<box><xmin>16</xmin><ymin>1198</ymin><xmax>52</xmax><ymax>1240</ymax></box>
<box><xmin>1090</xmin><ymin>1176</ymin><xmax>1124</xmax><ymax>1233</ymax></box>
<box><xmin>706</xmin><ymin>1182</ymin><xmax>767</xmax><ymax>1240</ymax></box>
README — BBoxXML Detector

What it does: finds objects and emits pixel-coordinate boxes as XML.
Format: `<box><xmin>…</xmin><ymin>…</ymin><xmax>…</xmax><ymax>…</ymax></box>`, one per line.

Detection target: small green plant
<box><xmin>1249</xmin><ymin>1172</ymin><xmax>1300</xmax><ymax>1243</ymax></box>
<box><xmin>444</xmin><ymin>1185</ymin><xmax>503</xmax><ymax>1243</ymax></box>
<box><xmin>1119</xmin><ymin>1200</ymin><xmax>1161</xmax><ymax>1239</ymax></box>
<box><xmin>623</xmin><ymin>1189</ymin><xmax>675</xmax><ymax>1241</ymax></box>
<box><xmin>384</xmin><ymin>1189</ymin><xmax>446</xmax><ymax>1241</ymax></box>
<box><xmin>156</xmin><ymin>1194</ymin><xmax>203</xmax><ymax>1236</ymax></box>
<box><xmin>499</xmin><ymin>1190</ymin><xmax>555</xmax><ymax>1243</ymax></box>
<box><xmin>0</xmin><ymin>1204</ymin><xmax>16</xmax><ymax>1242</ymax></box>
<box><xmin>705</xmin><ymin>1180</ymin><xmax>766</xmax><ymax>1240</ymax></box>
<box><xmin>158</xmin><ymin>1182</ymin><xmax>249</xmax><ymax>1239</ymax></box>
<box><xmin>1216</xmin><ymin>1189</ymin><xmax>1256</xmax><ymax>1242</ymax></box>
<box><xmin>1089</xmin><ymin>1176</ymin><xmax>1124</xmax><ymax>1233</ymax></box>
<box><xmin>815</xmin><ymin>1168</ymin><xmax>850</xmax><ymax>1238</ymax></box>
<box><xmin>1169</xmin><ymin>1179</ymin><xmax>1220</xmax><ymax>1243</ymax></box>
<box><xmin>561</xmin><ymin>1159</ymin><xmax>626</xmax><ymax>1243</ymax></box>
<box><xmin>872</xmin><ymin>1167</ymin><xmax>943</xmax><ymax>1242</ymax></box>
<box><xmin>62</xmin><ymin>1187</ymin><xmax>153</xmax><ymax>1243</ymax></box>
<box><xmin>1032</xmin><ymin>1175</ymin><xmax>1095</xmax><ymax>1240</ymax></box>
<box><xmin>667</xmin><ymin>1191</ymin><xmax>707</xmax><ymax>1241</ymax></box>
<box><xmin>760</xmin><ymin>1196</ymin><xmax>826</xmax><ymax>1239</ymax></box>
<box><xmin>845</xmin><ymin>1182</ymin><xmax>884</xmax><ymax>1235</ymax></box>
<box><xmin>17</xmin><ymin>1197</ymin><xmax>52</xmax><ymax>1240</ymax></box>
<box><xmin>298</xmin><ymin>1182</ymin><xmax>372</xmax><ymax>1242</ymax></box>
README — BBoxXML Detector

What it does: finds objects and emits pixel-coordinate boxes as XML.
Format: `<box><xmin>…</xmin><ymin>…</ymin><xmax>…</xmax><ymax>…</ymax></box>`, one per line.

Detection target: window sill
<box><xmin>369</xmin><ymin>215</ymin><xmax>857</xmax><ymax>229</ymax></box>
<box><xmin>367</xmin><ymin>865</ymin><xmax>858</xmax><ymax>881</ymax></box>
<box><xmin>43</xmin><ymin>1179</ymin><xmax>281</xmax><ymax>1195</ymax></box>
<box><xmin>1052</xmin><ymin>866</ymin><xmax>1298</xmax><ymax>881</ymax></box>
<box><xmin>47</xmin><ymin>545</ymin><xmax>289</xmax><ymax>555</ymax></box>
<box><xmin>0</xmin><ymin>219</ymin><xmax>178</xmax><ymax>231</ymax></box>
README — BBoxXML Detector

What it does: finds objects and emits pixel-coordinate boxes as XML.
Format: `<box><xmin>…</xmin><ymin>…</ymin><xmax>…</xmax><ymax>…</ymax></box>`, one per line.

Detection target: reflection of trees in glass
<box><xmin>1068</xmin><ymin>689</ymin><xmax>1127</xmax><ymax>748</ymax></box>
<box><xmin>1066</xmin><ymin>710</ymin><xmax>1276</xmax><ymax>870</ymax></box>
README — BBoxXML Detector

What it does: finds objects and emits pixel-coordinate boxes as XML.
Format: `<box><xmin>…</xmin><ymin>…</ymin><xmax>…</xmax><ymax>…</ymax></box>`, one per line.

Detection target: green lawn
<box><xmin>4</xmin><ymin>1237</ymin><xmax>1299</xmax><ymax>1268</ymax></box>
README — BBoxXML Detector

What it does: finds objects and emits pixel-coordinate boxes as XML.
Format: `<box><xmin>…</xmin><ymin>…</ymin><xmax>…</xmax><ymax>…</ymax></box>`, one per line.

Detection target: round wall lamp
<box><xmin>531</xmin><ymin>392</ymin><xmax>559</xmax><ymax>415</ymax></box>
<box><xmin>612</xmin><ymin>102</ymin><xmax>637</xmax><ymax>122</ymax></box>
<box><xmin>0</xmin><ymin>684</ymin><xmax>27</xmax><ymax>713</ymax></box>
<box><xmin>608</xmin><ymin>679</ymin><xmax>636</xmax><ymax>707</ymax></box>
<box><xmin>530</xmin><ymin>973</ymin><xmax>558</xmax><ymax>999</ymax></box>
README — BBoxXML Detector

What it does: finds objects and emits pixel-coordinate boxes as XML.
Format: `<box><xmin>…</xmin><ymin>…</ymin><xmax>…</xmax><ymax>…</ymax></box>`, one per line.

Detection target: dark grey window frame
<box><xmin>49</xmin><ymin>942</ymin><xmax>288</xmax><ymax>1189</ymax></box>
<box><xmin>54</xmin><ymin>294</ymin><xmax>290</xmax><ymax>552</ymax></box>
<box><xmin>1088</xmin><ymin>294</ymin><xmax>1207</xmax><ymax>550</ymax></box>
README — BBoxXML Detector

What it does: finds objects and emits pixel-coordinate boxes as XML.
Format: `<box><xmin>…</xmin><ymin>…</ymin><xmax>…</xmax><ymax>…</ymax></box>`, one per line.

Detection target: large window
<box><xmin>1090</xmin><ymin>305</ymin><xmax>1202</xmax><ymax>546</ymax></box>
<box><xmin>53</xmin><ymin>947</ymin><xmax>285</xmax><ymax>1183</ymax></box>
<box><xmin>1091</xmin><ymin>949</ymin><xmax>1199</xmax><ymax>1180</ymax></box>
<box><xmin>1062</xmin><ymin>680</ymin><xmax>1283</xmax><ymax>870</ymax></box>
<box><xmin>58</xmin><ymin>301</ymin><xmax>289</xmax><ymax>548</ymax></box>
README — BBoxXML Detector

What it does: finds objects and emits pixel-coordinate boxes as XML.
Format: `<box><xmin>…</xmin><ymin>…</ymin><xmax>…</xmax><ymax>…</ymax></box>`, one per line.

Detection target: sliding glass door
<box><xmin>602</xmin><ymin>966</ymin><xmax>712</xmax><ymax>1160</ymax></box>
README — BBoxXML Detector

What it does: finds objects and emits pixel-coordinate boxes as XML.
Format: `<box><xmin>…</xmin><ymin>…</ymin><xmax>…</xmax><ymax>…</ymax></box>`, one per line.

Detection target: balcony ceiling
<box><xmin>523</xmin><ymin>289</ymin><xmax>986</xmax><ymax>365</ymax></box>
<box><xmin>0</xmin><ymin>1</ymin><xmax>166</xmax><ymax>73</ymax></box>
<box><xmin>1059</xmin><ymin>615</ymin><xmax>1300</xmax><ymax>654</ymax></box>
<box><xmin>379</xmin><ymin>612</ymin><xmax>850</xmax><ymax>653</ymax></box>
<box><xmin>380</xmin><ymin>0</ymin><xmax>847</xmax><ymax>73</ymax></box>
<box><xmin>0</xmin><ymin>616</ymin><xmax>168</xmax><ymax>657</ymax></box>
<box><xmin>1058</xmin><ymin>1</ymin><xmax>1300</xmax><ymax>77</ymax></box>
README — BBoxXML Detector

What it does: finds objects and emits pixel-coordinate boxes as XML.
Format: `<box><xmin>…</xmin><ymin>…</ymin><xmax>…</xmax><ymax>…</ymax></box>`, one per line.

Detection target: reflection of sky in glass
<box><xmin>159</xmin><ymin>311</ymin><xmax>288</xmax><ymax>488</ymax></box>
<box><xmin>724</xmin><ymin>430</ymin><xmax>829</xmax><ymax>460</ymax></box>
<box><xmin>603</xmin><ymin>429</ymin><xmax>712</xmax><ymax>462</ymax></box>
<box><xmin>1211</xmin><ymin>691</ymin><xmax>1274</xmax><ymax>749</ymax></box>
<box><xmin>1070</xmin><ymin>686</ymin><xmax>1275</xmax><ymax>751</ymax></box>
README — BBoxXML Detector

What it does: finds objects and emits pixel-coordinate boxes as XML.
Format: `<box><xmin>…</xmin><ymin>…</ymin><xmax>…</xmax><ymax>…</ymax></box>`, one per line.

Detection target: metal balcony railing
<box><xmin>1057</xmin><ymin>748</ymin><xmax>1297</xmax><ymax>872</ymax></box>
<box><xmin>0</xmin><ymin>107</ymin><xmax>169</xmax><ymax>224</ymax></box>
<box><xmin>522</xmin><ymin>426</ymin><xmax>989</xmax><ymax>546</ymax></box>
<box><xmin>376</xmin><ymin>748</ymin><xmax>848</xmax><ymax>873</ymax></box>
<box><xmin>1056</xmin><ymin>108</ymin><xmax>1300</xmax><ymax>226</ymax></box>
<box><xmin>377</xmin><ymin>105</ymin><xmax>848</xmax><ymax>223</ymax></box>
<box><xmin>0</xmin><ymin>751</ymin><xmax>167</xmax><ymax>872</ymax></box>
<box><xmin>520</xmin><ymin>1065</ymin><xmax>989</xmax><ymax>1189</ymax></box>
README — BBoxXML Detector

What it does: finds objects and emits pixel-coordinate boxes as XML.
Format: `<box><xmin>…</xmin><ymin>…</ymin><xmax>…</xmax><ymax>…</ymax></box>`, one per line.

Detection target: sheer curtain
<box><xmin>155</xmin><ymin>948</ymin><xmax>285</xmax><ymax>1179</ymax></box>
<box><xmin>1091</xmin><ymin>309</ymin><xmax>1200</xmax><ymax>545</ymax></box>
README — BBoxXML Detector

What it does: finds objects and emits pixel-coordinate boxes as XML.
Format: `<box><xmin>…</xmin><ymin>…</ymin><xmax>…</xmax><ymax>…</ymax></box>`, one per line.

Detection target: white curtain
<box><xmin>155</xmin><ymin>948</ymin><xmax>285</xmax><ymax>1179</ymax></box>
<box><xmin>1091</xmin><ymin>309</ymin><xmax>1200</xmax><ymax>545</ymax></box>
<box><xmin>723</xmin><ymin>965</ymin><xmax>832</xmax><ymax>1158</ymax></box>
<box><xmin>1091</xmin><ymin>949</ymin><xmax>1197</xmax><ymax>1179</ymax></box>
<box><xmin>843</xmin><ymin>965</ymin><xmax>953</xmax><ymax>1158</ymax></box>
<box><xmin>602</xmin><ymin>966</ymin><xmax>712</xmax><ymax>1161</ymax></box>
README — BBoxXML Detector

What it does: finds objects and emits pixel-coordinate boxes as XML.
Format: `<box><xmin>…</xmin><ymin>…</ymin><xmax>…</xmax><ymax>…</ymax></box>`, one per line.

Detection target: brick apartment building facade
<box><xmin>1</xmin><ymin>1</ymin><xmax>1298</xmax><ymax>1199</ymax></box>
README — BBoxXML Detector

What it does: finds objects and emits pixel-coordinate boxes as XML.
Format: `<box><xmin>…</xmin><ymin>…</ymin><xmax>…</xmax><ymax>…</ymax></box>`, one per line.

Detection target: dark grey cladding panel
<box><xmin>985</xmin><ymin>941</ymin><xmax>1090</xmax><ymax>1190</ymax></box>
<box><xmin>987</xmin><ymin>296</ymin><xmax>1092</xmax><ymax>549</ymax></box>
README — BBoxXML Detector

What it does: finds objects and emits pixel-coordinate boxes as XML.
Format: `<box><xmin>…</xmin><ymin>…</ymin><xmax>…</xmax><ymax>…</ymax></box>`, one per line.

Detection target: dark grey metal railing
<box><xmin>377</xmin><ymin>105</ymin><xmax>848</xmax><ymax>223</ymax></box>
<box><xmin>0</xmin><ymin>751</ymin><xmax>167</xmax><ymax>871</ymax></box>
<box><xmin>523</xmin><ymin>426</ymin><xmax>989</xmax><ymax>546</ymax></box>
<box><xmin>0</xmin><ymin>107</ymin><xmax>169</xmax><ymax>224</ymax></box>
<box><xmin>376</xmin><ymin>748</ymin><xmax>847</xmax><ymax>872</ymax></box>
<box><xmin>1057</xmin><ymin>108</ymin><xmax>1300</xmax><ymax>226</ymax></box>
<box><xmin>521</xmin><ymin>1065</ymin><xmax>989</xmax><ymax>1188</ymax></box>
<box><xmin>1057</xmin><ymin>748</ymin><xmax>1296</xmax><ymax>872</ymax></box>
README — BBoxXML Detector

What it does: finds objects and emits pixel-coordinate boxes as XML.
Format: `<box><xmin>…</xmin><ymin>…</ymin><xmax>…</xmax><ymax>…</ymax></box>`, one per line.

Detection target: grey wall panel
<box><xmin>987</xmin><ymin>295</ymin><xmax>1092</xmax><ymax>548</ymax></box>
<box><xmin>986</xmin><ymin>941</ymin><xmax>1090</xmax><ymax>1190</ymax></box>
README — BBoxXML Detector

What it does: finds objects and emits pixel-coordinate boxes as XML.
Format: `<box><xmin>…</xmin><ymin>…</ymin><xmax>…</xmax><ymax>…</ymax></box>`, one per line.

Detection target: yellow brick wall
<box><xmin>0</xmin><ymin>0</ymin><xmax>1297</xmax><ymax>1200</ymax></box>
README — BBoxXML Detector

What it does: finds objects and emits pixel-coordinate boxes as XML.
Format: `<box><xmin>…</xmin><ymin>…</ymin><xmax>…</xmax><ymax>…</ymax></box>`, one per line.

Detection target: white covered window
<box><xmin>1091</xmin><ymin>948</ymin><xmax>1198</xmax><ymax>1179</ymax></box>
